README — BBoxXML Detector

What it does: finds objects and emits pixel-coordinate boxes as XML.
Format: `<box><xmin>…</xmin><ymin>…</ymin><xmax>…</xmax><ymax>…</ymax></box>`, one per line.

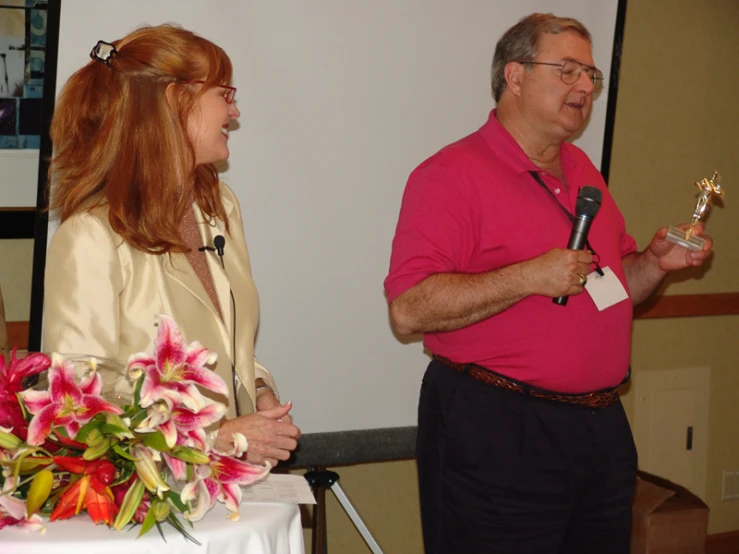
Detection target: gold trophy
<box><xmin>665</xmin><ymin>171</ymin><xmax>725</xmax><ymax>251</ymax></box>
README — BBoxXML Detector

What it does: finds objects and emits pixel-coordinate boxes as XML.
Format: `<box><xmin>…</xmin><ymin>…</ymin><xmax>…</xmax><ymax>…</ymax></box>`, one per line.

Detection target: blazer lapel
<box><xmin>160</xmin><ymin>203</ymin><xmax>232</xmax><ymax>358</ymax></box>
<box><xmin>195</xmin><ymin>199</ymin><xmax>234</xmax><ymax>352</ymax></box>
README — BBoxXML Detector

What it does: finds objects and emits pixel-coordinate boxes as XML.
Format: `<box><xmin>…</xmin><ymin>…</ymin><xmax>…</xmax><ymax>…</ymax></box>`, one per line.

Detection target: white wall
<box><xmin>53</xmin><ymin>0</ymin><xmax>619</xmax><ymax>433</ymax></box>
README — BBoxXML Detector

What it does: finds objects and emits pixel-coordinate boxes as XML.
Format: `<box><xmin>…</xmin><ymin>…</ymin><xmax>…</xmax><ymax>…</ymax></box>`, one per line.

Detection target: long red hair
<box><xmin>49</xmin><ymin>25</ymin><xmax>233</xmax><ymax>253</ymax></box>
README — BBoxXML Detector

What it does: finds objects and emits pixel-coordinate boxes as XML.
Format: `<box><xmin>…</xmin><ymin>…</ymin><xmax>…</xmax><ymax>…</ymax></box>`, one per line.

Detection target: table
<box><xmin>2</xmin><ymin>501</ymin><xmax>304</xmax><ymax>554</ymax></box>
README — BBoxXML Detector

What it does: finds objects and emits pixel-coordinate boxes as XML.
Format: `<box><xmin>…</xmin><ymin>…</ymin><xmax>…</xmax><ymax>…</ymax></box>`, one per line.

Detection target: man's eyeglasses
<box><xmin>182</xmin><ymin>80</ymin><xmax>237</xmax><ymax>104</ymax></box>
<box><xmin>516</xmin><ymin>60</ymin><xmax>604</xmax><ymax>92</ymax></box>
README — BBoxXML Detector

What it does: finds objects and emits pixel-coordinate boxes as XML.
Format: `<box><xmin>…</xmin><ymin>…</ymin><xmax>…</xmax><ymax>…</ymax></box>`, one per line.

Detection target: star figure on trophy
<box><xmin>666</xmin><ymin>171</ymin><xmax>725</xmax><ymax>251</ymax></box>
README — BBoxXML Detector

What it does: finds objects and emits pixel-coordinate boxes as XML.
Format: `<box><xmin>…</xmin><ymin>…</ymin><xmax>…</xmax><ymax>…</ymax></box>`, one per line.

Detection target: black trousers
<box><xmin>417</xmin><ymin>359</ymin><xmax>637</xmax><ymax>554</ymax></box>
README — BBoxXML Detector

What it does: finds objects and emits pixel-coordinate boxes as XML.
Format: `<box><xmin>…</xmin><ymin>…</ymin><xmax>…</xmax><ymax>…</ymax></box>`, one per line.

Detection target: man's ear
<box><xmin>504</xmin><ymin>61</ymin><xmax>525</xmax><ymax>96</ymax></box>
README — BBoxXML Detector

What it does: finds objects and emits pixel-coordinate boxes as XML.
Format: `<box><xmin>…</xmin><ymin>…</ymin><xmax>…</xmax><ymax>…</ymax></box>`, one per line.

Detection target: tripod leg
<box><xmin>331</xmin><ymin>481</ymin><xmax>385</xmax><ymax>554</ymax></box>
<box><xmin>311</xmin><ymin>484</ymin><xmax>327</xmax><ymax>554</ymax></box>
<box><xmin>307</xmin><ymin>468</ymin><xmax>329</xmax><ymax>554</ymax></box>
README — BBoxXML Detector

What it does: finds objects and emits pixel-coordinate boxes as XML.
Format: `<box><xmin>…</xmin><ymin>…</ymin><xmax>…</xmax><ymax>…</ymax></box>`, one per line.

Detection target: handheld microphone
<box><xmin>553</xmin><ymin>186</ymin><xmax>602</xmax><ymax>306</ymax></box>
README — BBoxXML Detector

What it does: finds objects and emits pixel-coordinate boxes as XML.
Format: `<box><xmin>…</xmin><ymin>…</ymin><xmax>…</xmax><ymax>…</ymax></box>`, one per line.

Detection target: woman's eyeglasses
<box><xmin>182</xmin><ymin>80</ymin><xmax>237</xmax><ymax>103</ymax></box>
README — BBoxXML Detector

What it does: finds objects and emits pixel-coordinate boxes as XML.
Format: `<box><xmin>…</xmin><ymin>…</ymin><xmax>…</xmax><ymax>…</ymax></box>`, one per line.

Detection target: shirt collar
<box><xmin>478</xmin><ymin>109</ymin><xmax>579</xmax><ymax>176</ymax></box>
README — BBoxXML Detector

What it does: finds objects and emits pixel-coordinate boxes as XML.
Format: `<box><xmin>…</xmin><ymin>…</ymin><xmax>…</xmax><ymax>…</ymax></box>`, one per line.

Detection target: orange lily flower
<box><xmin>50</xmin><ymin>456</ymin><xmax>118</xmax><ymax>525</ymax></box>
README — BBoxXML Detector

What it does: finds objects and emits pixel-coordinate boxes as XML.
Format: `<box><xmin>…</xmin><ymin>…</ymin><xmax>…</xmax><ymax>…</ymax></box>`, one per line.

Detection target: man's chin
<box><xmin>562</xmin><ymin>114</ymin><xmax>589</xmax><ymax>135</ymax></box>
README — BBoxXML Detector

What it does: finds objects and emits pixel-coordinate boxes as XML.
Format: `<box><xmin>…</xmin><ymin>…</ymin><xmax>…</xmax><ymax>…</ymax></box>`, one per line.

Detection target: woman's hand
<box><xmin>215</xmin><ymin>402</ymin><xmax>301</xmax><ymax>467</ymax></box>
<box><xmin>255</xmin><ymin>388</ymin><xmax>293</xmax><ymax>425</ymax></box>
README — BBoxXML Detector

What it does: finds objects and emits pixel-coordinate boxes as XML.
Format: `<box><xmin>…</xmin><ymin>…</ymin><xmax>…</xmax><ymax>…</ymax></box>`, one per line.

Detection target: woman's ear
<box><xmin>164</xmin><ymin>82</ymin><xmax>178</xmax><ymax>109</ymax></box>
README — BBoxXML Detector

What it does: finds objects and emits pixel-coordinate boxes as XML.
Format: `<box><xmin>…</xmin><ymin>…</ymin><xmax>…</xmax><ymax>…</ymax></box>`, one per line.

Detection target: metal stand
<box><xmin>305</xmin><ymin>468</ymin><xmax>385</xmax><ymax>554</ymax></box>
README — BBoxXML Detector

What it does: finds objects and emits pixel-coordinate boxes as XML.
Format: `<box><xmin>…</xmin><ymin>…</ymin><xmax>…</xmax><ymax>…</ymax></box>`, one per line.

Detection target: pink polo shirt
<box><xmin>385</xmin><ymin>110</ymin><xmax>637</xmax><ymax>393</ymax></box>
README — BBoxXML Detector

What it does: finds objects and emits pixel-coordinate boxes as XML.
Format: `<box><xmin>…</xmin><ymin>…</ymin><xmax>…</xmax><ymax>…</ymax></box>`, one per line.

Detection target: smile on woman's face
<box><xmin>187</xmin><ymin>83</ymin><xmax>240</xmax><ymax>166</ymax></box>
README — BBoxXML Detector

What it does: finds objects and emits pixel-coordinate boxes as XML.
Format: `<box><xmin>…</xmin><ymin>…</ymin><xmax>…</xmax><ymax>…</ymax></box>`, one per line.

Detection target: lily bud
<box><xmin>0</xmin><ymin>429</ymin><xmax>21</xmax><ymax>449</ymax></box>
<box><xmin>26</xmin><ymin>469</ymin><xmax>54</xmax><ymax>515</ymax></box>
<box><xmin>85</xmin><ymin>428</ymin><xmax>105</xmax><ymax>447</ymax></box>
<box><xmin>171</xmin><ymin>445</ymin><xmax>210</xmax><ymax>465</ymax></box>
<box><xmin>113</xmin><ymin>478</ymin><xmax>146</xmax><ymax>531</ymax></box>
<box><xmin>132</xmin><ymin>444</ymin><xmax>170</xmax><ymax>498</ymax></box>
<box><xmin>150</xmin><ymin>499</ymin><xmax>171</xmax><ymax>522</ymax></box>
<box><xmin>18</xmin><ymin>455</ymin><xmax>53</xmax><ymax>473</ymax></box>
<box><xmin>82</xmin><ymin>437</ymin><xmax>111</xmax><ymax>461</ymax></box>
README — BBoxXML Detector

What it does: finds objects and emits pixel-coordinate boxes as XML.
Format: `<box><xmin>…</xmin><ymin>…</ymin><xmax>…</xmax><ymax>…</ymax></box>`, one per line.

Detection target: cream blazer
<box><xmin>43</xmin><ymin>183</ymin><xmax>276</xmax><ymax>418</ymax></box>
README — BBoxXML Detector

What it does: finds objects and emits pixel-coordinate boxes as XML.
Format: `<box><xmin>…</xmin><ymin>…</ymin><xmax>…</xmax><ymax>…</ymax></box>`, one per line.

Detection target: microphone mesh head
<box><xmin>575</xmin><ymin>186</ymin><xmax>602</xmax><ymax>218</ymax></box>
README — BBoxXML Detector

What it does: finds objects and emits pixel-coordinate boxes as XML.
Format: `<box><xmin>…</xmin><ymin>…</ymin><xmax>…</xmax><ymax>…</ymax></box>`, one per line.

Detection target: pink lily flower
<box><xmin>137</xmin><ymin>399</ymin><xmax>226</xmax><ymax>449</ymax></box>
<box><xmin>0</xmin><ymin>512</ymin><xmax>45</xmax><ymax>532</ymax></box>
<box><xmin>0</xmin><ymin>470</ymin><xmax>26</xmax><ymax>521</ymax></box>
<box><xmin>180</xmin><ymin>473</ymin><xmax>220</xmax><ymax>522</ymax></box>
<box><xmin>160</xmin><ymin>427</ymin><xmax>211</xmax><ymax>480</ymax></box>
<box><xmin>181</xmin><ymin>449</ymin><xmax>270</xmax><ymax>522</ymax></box>
<box><xmin>153</xmin><ymin>401</ymin><xmax>226</xmax><ymax>480</ymax></box>
<box><xmin>0</xmin><ymin>350</ymin><xmax>51</xmax><ymax>440</ymax></box>
<box><xmin>20</xmin><ymin>354</ymin><xmax>123</xmax><ymax>446</ymax></box>
<box><xmin>180</xmin><ymin>428</ymin><xmax>209</xmax><ymax>452</ymax></box>
<box><xmin>127</xmin><ymin>315</ymin><xmax>228</xmax><ymax>411</ymax></box>
<box><xmin>163</xmin><ymin>452</ymin><xmax>188</xmax><ymax>482</ymax></box>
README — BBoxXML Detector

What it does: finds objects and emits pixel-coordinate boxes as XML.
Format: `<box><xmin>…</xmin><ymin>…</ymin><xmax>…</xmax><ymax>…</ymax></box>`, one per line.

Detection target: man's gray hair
<box><xmin>491</xmin><ymin>13</ymin><xmax>591</xmax><ymax>102</ymax></box>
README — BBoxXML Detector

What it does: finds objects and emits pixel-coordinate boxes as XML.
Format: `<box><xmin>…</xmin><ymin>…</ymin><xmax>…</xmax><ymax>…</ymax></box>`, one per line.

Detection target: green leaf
<box><xmin>140</xmin><ymin>431</ymin><xmax>170</xmax><ymax>452</ymax></box>
<box><xmin>53</xmin><ymin>425</ymin><xmax>69</xmax><ymax>438</ymax></box>
<box><xmin>110</xmin><ymin>466</ymin><xmax>135</xmax><ymax>488</ymax></box>
<box><xmin>165</xmin><ymin>491</ymin><xmax>188</xmax><ymax>513</ymax></box>
<box><xmin>73</xmin><ymin>420</ymin><xmax>103</xmax><ymax>443</ymax></box>
<box><xmin>133</xmin><ymin>375</ymin><xmax>144</xmax><ymax>408</ymax></box>
<box><xmin>155</xmin><ymin>521</ymin><xmax>167</xmax><ymax>543</ymax></box>
<box><xmin>137</xmin><ymin>505</ymin><xmax>157</xmax><ymax>538</ymax></box>
<box><xmin>100</xmin><ymin>423</ymin><xmax>130</xmax><ymax>436</ymax></box>
<box><xmin>167</xmin><ymin>512</ymin><xmax>201</xmax><ymax>545</ymax></box>
<box><xmin>112</xmin><ymin>444</ymin><xmax>138</xmax><ymax>462</ymax></box>
<box><xmin>15</xmin><ymin>392</ymin><xmax>31</xmax><ymax>419</ymax></box>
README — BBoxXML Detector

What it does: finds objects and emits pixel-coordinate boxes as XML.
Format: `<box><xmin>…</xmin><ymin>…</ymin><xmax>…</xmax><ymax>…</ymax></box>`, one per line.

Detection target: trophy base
<box><xmin>666</xmin><ymin>226</ymin><xmax>705</xmax><ymax>251</ymax></box>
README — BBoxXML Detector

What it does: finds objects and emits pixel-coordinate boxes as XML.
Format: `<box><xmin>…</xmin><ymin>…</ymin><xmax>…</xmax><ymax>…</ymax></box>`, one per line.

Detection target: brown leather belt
<box><xmin>433</xmin><ymin>355</ymin><xmax>619</xmax><ymax>409</ymax></box>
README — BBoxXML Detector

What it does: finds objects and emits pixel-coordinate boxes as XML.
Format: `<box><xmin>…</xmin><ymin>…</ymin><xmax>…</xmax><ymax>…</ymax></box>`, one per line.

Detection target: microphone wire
<box><xmin>214</xmin><ymin>238</ymin><xmax>241</xmax><ymax>418</ymax></box>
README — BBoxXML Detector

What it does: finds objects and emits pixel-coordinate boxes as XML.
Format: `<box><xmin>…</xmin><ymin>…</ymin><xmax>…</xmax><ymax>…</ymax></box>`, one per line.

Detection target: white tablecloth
<box><xmin>2</xmin><ymin>502</ymin><xmax>304</xmax><ymax>554</ymax></box>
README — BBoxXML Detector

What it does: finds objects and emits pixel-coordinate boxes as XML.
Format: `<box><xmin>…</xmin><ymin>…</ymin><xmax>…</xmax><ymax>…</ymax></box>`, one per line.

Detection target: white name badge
<box><xmin>584</xmin><ymin>267</ymin><xmax>629</xmax><ymax>311</ymax></box>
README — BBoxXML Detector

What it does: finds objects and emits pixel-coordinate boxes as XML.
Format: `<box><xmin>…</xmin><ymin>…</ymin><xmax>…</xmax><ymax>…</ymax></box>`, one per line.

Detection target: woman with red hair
<box><xmin>44</xmin><ymin>25</ymin><xmax>299</xmax><ymax>466</ymax></box>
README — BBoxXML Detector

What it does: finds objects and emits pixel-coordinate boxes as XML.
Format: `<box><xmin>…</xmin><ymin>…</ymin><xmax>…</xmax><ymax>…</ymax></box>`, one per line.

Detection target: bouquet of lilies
<box><xmin>0</xmin><ymin>315</ymin><xmax>269</xmax><ymax>542</ymax></box>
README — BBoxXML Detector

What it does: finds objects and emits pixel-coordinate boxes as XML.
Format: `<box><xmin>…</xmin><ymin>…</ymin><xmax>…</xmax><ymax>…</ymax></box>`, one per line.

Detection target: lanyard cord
<box><xmin>528</xmin><ymin>171</ymin><xmax>604</xmax><ymax>276</ymax></box>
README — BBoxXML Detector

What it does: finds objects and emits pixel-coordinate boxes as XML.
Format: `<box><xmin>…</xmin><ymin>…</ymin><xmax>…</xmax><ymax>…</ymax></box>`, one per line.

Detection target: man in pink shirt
<box><xmin>385</xmin><ymin>13</ymin><xmax>713</xmax><ymax>554</ymax></box>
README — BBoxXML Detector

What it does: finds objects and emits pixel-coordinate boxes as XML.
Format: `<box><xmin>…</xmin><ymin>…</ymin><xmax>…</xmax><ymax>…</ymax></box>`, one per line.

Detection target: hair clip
<box><xmin>90</xmin><ymin>40</ymin><xmax>117</xmax><ymax>66</ymax></box>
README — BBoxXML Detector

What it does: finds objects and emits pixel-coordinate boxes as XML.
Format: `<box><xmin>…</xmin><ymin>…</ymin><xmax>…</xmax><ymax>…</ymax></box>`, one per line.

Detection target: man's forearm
<box><xmin>389</xmin><ymin>263</ymin><xmax>531</xmax><ymax>335</ymax></box>
<box><xmin>623</xmin><ymin>251</ymin><xmax>668</xmax><ymax>305</ymax></box>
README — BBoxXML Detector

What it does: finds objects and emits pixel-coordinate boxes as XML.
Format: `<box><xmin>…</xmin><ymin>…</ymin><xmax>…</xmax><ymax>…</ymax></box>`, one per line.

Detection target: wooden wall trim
<box><xmin>7</xmin><ymin>321</ymin><xmax>29</xmax><ymax>351</ymax></box>
<box><xmin>634</xmin><ymin>293</ymin><xmax>739</xmax><ymax>319</ymax></box>
<box><xmin>706</xmin><ymin>530</ymin><xmax>739</xmax><ymax>554</ymax></box>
